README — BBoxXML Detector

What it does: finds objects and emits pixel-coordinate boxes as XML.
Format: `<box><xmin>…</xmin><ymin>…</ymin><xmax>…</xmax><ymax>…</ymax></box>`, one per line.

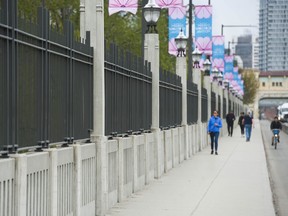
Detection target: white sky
<box><xmin>185</xmin><ymin>0</ymin><xmax>259</xmax><ymax>47</ymax></box>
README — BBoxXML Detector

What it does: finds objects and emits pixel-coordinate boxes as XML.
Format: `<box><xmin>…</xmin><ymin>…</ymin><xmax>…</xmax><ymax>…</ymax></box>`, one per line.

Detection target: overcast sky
<box><xmin>187</xmin><ymin>0</ymin><xmax>259</xmax><ymax>47</ymax></box>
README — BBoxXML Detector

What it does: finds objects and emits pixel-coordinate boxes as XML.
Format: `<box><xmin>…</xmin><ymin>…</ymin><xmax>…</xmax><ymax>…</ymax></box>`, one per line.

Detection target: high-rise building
<box><xmin>232</xmin><ymin>35</ymin><xmax>259</xmax><ymax>69</ymax></box>
<box><xmin>235</xmin><ymin>35</ymin><xmax>253</xmax><ymax>68</ymax></box>
<box><xmin>259</xmin><ymin>0</ymin><xmax>288</xmax><ymax>71</ymax></box>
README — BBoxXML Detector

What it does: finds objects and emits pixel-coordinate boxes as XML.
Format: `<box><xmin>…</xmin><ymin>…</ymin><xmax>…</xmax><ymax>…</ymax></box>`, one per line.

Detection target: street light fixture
<box><xmin>192</xmin><ymin>46</ymin><xmax>202</xmax><ymax>68</ymax></box>
<box><xmin>217</xmin><ymin>70</ymin><xmax>223</xmax><ymax>85</ymax></box>
<box><xmin>143</xmin><ymin>0</ymin><xmax>161</xmax><ymax>33</ymax></box>
<box><xmin>202</xmin><ymin>56</ymin><xmax>211</xmax><ymax>76</ymax></box>
<box><xmin>211</xmin><ymin>67</ymin><xmax>219</xmax><ymax>81</ymax></box>
<box><xmin>175</xmin><ymin>29</ymin><xmax>188</xmax><ymax>57</ymax></box>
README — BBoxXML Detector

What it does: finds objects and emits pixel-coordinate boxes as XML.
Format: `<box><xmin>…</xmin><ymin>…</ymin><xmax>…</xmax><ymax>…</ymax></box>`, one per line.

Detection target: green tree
<box><xmin>104</xmin><ymin>2</ymin><xmax>176</xmax><ymax>72</ymax></box>
<box><xmin>239</xmin><ymin>68</ymin><xmax>259</xmax><ymax>105</ymax></box>
<box><xmin>18</xmin><ymin>0</ymin><xmax>79</xmax><ymax>33</ymax></box>
<box><xmin>18</xmin><ymin>0</ymin><xmax>176</xmax><ymax>71</ymax></box>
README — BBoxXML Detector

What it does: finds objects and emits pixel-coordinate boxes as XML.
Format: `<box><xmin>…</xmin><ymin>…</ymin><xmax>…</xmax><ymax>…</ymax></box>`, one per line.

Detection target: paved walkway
<box><xmin>106</xmin><ymin>120</ymin><xmax>275</xmax><ymax>216</ymax></box>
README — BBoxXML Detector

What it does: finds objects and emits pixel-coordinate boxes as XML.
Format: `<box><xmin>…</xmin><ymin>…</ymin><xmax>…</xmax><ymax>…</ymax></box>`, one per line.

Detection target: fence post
<box><xmin>144</xmin><ymin>33</ymin><xmax>162</xmax><ymax>178</ymax></box>
<box><xmin>12</xmin><ymin>154</ymin><xmax>27</xmax><ymax>216</ymax></box>
<box><xmin>73</xmin><ymin>144</ymin><xmax>82</xmax><ymax>216</ymax></box>
<box><xmin>193</xmin><ymin>68</ymin><xmax>203</xmax><ymax>150</ymax></box>
<box><xmin>176</xmin><ymin>57</ymin><xmax>188</xmax><ymax>159</ymax></box>
<box><xmin>83</xmin><ymin>0</ymin><xmax>108</xmax><ymax>215</ymax></box>
<box><xmin>203</xmin><ymin>76</ymin><xmax>212</xmax><ymax>123</ymax></box>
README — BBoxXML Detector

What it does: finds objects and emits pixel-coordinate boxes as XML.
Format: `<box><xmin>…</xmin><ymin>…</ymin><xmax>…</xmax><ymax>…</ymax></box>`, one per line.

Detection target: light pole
<box><xmin>143</xmin><ymin>0</ymin><xmax>162</xmax><ymax>177</ymax></box>
<box><xmin>187</xmin><ymin>0</ymin><xmax>193</xmax><ymax>82</ymax></box>
<box><xmin>175</xmin><ymin>29</ymin><xmax>189</xmax><ymax>159</ymax></box>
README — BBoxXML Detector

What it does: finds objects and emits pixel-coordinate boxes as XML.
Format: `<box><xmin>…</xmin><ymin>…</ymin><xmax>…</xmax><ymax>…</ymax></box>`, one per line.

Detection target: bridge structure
<box><xmin>253</xmin><ymin>71</ymin><xmax>288</xmax><ymax>119</ymax></box>
<box><xmin>0</xmin><ymin>1</ymin><xmax>245</xmax><ymax>216</ymax></box>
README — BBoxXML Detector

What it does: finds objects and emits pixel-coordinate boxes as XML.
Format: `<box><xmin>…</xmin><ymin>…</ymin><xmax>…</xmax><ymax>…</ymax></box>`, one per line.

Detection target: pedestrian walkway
<box><xmin>106</xmin><ymin>120</ymin><xmax>275</xmax><ymax>216</ymax></box>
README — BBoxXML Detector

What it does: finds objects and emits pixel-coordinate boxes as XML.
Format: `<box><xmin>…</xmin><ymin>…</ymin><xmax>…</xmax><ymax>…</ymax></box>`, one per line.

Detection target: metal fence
<box><xmin>187</xmin><ymin>81</ymin><xmax>198</xmax><ymax>124</ymax></box>
<box><xmin>211</xmin><ymin>92</ymin><xmax>216</xmax><ymax>115</ymax></box>
<box><xmin>104</xmin><ymin>42</ymin><xmax>152</xmax><ymax>136</ymax></box>
<box><xmin>223</xmin><ymin>97</ymin><xmax>227</xmax><ymax>117</ymax></box>
<box><xmin>218</xmin><ymin>95</ymin><xmax>221</xmax><ymax>117</ymax></box>
<box><xmin>0</xmin><ymin>3</ymin><xmax>93</xmax><ymax>151</ymax></box>
<box><xmin>160</xmin><ymin>69</ymin><xmax>182</xmax><ymax>128</ymax></box>
<box><xmin>201</xmin><ymin>88</ymin><xmax>208</xmax><ymax>122</ymax></box>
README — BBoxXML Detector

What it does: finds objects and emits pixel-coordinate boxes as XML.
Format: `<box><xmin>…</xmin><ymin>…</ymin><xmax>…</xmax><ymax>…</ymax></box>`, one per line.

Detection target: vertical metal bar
<box><xmin>188</xmin><ymin>0</ymin><xmax>193</xmax><ymax>82</ymax></box>
<box><xmin>11</xmin><ymin>0</ymin><xmax>17</xmax><ymax>149</ymax></box>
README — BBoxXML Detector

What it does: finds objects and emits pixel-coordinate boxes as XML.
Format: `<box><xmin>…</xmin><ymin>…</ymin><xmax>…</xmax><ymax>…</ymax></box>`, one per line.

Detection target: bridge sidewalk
<box><xmin>106</xmin><ymin>120</ymin><xmax>275</xmax><ymax>216</ymax></box>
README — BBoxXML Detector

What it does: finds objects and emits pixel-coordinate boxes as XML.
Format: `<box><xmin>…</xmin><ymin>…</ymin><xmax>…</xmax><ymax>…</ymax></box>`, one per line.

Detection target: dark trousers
<box><xmin>240</xmin><ymin>125</ymin><xmax>244</xmax><ymax>135</ymax></box>
<box><xmin>210</xmin><ymin>132</ymin><xmax>220</xmax><ymax>151</ymax></box>
<box><xmin>227</xmin><ymin>123</ymin><xmax>234</xmax><ymax>136</ymax></box>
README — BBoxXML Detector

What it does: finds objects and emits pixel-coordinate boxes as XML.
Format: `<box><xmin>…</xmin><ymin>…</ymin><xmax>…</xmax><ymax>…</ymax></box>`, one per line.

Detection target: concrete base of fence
<box><xmin>0</xmin><ymin>124</ymin><xmax>227</xmax><ymax>216</ymax></box>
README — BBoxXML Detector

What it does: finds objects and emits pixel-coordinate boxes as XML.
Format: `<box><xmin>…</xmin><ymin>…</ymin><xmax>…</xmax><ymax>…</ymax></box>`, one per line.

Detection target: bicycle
<box><xmin>272</xmin><ymin>129</ymin><xmax>280</xmax><ymax>149</ymax></box>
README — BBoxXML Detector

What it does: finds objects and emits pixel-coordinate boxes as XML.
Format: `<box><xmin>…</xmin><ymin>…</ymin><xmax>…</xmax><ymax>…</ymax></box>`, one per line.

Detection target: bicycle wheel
<box><xmin>274</xmin><ymin>137</ymin><xmax>277</xmax><ymax>149</ymax></box>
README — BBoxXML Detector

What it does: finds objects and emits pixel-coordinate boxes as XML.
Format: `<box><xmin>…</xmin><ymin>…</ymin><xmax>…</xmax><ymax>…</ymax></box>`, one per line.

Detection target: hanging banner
<box><xmin>212</xmin><ymin>36</ymin><xmax>225</xmax><ymax>72</ymax></box>
<box><xmin>156</xmin><ymin>0</ymin><xmax>183</xmax><ymax>8</ymax></box>
<box><xmin>168</xmin><ymin>6</ymin><xmax>186</xmax><ymax>55</ymax></box>
<box><xmin>194</xmin><ymin>5</ymin><xmax>213</xmax><ymax>55</ymax></box>
<box><xmin>224</xmin><ymin>55</ymin><xmax>234</xmax><ymax>80</ymax></box>
<box><xmin>108</xmin><ymin>0</ymin><xmax>138</xmax><ymax>15</ymax></box>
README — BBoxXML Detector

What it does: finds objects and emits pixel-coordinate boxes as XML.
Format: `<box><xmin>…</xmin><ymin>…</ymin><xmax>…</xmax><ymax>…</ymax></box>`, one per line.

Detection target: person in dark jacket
<box><xmin>270</xmin><ymin>116</ymin><xmax>282</xmax><ymax>145</ymax></box>
<box><xmin>238</xmin><ymin>112</ymin><xmax>245</xmax><ymax>137</ymax></box>
<box><xmin>242</xmin><ymin>111</ymin><xmax>253</xmax><ymax>142</ymax></box>
<box><xmin>226</xmin><ymin>111</ymin><xmax>235</xmax><ymax>136</ymax></box>
<box><xmin>207</xmin><ymin>110</ymin><xmax>223</xmax><ymax>155</ymax></box>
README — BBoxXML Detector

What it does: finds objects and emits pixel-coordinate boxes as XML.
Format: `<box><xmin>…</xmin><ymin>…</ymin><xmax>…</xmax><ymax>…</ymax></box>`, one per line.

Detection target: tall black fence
<box><xmin>218</xmin><ymin>95</ymin><xmax>221</xmax><ymax>117</ymax></box>
<box><xmin>160</xmin><ymin>69</ymin><xmax>182</xmax><ymax>128</ymax></box>
<box><xmin>223</xmin><ymin>98</ymin><xmax>227</xmax><ymax>117</ymax></box>
<box><xmin>201</xmin><ymin>88</ymin><xmax>208</xmax><ymax>122</ymax></box>
<box><xmin>211</xmin><ymin>92</ymin><xmax>216</xmax><ymax>115</ymax></box>
<box><xmin>0</xmin><ymin>3</ymin><xmax>93</xmax><ymax>150</ymax></box>
<box><xmin>229</xmin><ymin>98</ymin><xmax>232</xmax><ymax>113</ymax></box>
<box><xmin>104</xmin><ymin>42</ymin><xmax>152</xmax><ymax>136</ymax></box>
<box><xmin>187</xmin><ymin>81</ymin><xmax>198</xmax><ymax>124</ymax></box>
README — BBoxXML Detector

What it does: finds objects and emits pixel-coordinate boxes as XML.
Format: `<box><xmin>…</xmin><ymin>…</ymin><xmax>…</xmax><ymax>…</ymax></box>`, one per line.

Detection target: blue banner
<box><xmin>168</xmin><ymin>7</ymin><xmax>186</xmax><ymax>56</ymax></box>
<box><xmin>194</xmin><ymin>5</ymin><xmax>213</xmax><ymax>55</ymax></box>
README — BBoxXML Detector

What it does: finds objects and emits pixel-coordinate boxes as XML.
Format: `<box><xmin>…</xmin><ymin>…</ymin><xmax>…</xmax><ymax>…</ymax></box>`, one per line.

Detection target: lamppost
<box><xmin>175</xmin><ymin>29</ymin><xmax>188</xmax><ymax>57</ymax></box>
<box><xmin>175</xmin><ymin>29</ymin><xmax>189</xmax><ymax>158</ymax></box>
<box><xmin>143</xmin><ymin>0</ymin><xmax>162</xmax><ymax>177</ymax></box>
<box><xmin>143</xmin><ymin>0</ymin><xmax>161</xmax><ymax>33</ymax></box>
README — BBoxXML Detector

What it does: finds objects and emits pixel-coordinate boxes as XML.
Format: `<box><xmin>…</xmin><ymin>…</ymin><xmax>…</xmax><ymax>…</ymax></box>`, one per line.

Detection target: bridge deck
<box><xmin>106</xmin><ymin>120</ymin><xmax>275</xmax><ymax>216</ymax></box>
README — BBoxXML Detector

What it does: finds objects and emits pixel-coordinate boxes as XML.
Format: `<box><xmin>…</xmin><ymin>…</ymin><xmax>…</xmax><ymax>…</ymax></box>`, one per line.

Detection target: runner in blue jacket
<box><xmin>207</xmin><ymin>110</ymin><xmax>223</xmax><ymax>155</ymax></box>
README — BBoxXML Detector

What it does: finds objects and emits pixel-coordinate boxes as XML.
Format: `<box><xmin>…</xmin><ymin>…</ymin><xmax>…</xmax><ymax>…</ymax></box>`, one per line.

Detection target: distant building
<box><xmin>231</xmin><ymin>35</ymin><xmax>259</xmax><ymax>70</ymax></box>
<box><xmin>235</xmin><ymin>35</ymin><xmax>253</xmax><ymax>68</ymax></box>
<box><xmin>259</xmin><ymin>0</ymin><xmax>288</xmax><ymax>71</ymax></box>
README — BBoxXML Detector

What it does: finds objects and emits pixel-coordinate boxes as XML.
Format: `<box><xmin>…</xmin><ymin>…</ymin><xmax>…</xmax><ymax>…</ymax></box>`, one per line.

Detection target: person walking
<box><xmin>238</xmin><ymin>112</ymin><xmax>245</xmax><ymax>137</ymax></box>
<box><xmin>226</xmin><ymin>111</ymin><xmax>235</xmax><ymax>136</ymax></box>
<box><xmin>242</xmin><ymin>111</ymin><xmax>254</xmax><ymax>142</ymax></box>
<box><xmin>207</xmin><ymin>110</ymin><xmax>223</xmax><ymax>155</ymax></box>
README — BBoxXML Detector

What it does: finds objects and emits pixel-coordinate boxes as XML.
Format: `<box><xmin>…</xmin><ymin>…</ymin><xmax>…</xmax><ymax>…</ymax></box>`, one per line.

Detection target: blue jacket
<box><xmin>207</xmin><ymin>116</ymin><xmax>223</xmax><ymax>133</ymax></box>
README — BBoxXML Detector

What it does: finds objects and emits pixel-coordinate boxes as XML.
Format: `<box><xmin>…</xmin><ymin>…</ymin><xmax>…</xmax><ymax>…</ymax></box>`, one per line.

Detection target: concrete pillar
<box><xmin>47</xmin><ymin>149</ymin><xmax>58</xmax><ymax>216</ymax></box>
<box><xmin>144</xmin><ymin>33</ymin><xmax>162</xmax><ymax>178</ymax></box>
<box><xmin>73</xmin><ymin>144</ymin><xmax>82</xmax><ymax>216</ymax></box>
<box><xmin>204</xmin><ymin>76</ymin><xmax>212</xmax><ymax>121</ymax></box>
<box><xmin>176</xmin><ymin>56</ymin><xmax>188</xmax><ymax>159</ymax></box>
<box><xmin>79</xmin><ymin>2</ymin><xmax>85</xmax><ymax>39</ymax></box>
<box><xmin>192</xmin><ymin>68</ymin><xmax>203</xmax><ymax>150</ymax></box>
<box><xmin>82</xmin><ymin>0</ymin><xmax>108</xmax><ymax>215</ymax></box>
<box><xmin>12</xmin><ymin>154</ymin><xmax>27</xmax><ymax>216</ymax></box>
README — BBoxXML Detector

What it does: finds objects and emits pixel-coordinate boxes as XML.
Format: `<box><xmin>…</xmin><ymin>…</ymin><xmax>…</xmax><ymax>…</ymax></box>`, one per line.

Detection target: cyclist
<box><xmin>270</xmin><ymin>116</ymin><xmax>282</xmax><ymax>145</ymax></box>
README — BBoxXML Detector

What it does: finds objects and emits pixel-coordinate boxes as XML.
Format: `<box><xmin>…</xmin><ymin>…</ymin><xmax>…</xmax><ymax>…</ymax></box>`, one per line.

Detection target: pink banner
<box><xmin>156</xmin><ymin>0</ymin><xmax>183</xmax><ymax>8</ymax></box>
<box><xmin>108</xmin><ymin>0</ymin><xmax>138</xmax><ymax>15</ymax></box>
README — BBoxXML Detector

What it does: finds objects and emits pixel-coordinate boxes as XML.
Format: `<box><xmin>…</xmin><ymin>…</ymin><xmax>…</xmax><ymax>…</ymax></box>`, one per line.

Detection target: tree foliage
<box><xmin>18</xmin><ymin>0</ymin><xmax>80</xmax><ymax>34</ymax></box>
<box><xmin>239</xmin><ymin>68</ymin><xmax>259</xmax><ymax>105</ymax></box>
<box><xmin>104</xmin><ymin>1</ymin><xmax>176</xmax><ymax>72</ymax></box>
<box><xmin>17</xmin><ymin>0</ymin><xmax>176</xmax><ymax>71</ymax></box>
